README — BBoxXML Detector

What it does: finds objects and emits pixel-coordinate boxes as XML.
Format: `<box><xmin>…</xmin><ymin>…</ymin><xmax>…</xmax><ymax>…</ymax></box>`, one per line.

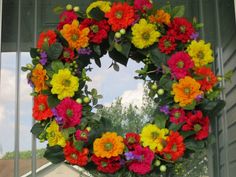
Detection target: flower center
<box><xmin>115</xmin><ymin>10</ymin><xmax>123</xmax><ymax>19</ymax></box>
<box><xmin>177</xmin><ymin>61</ymin><xmax>184</xmax><ymax>68</ymax></box>
<box><xmin>81</xmin><ymin>132</ymin><xmax>87</xmax><ymax>138</ymax></box>
<box><xmin>142</xmin><ymin>32</ymin><xmax>150</xmax><ymax>41</ymax></box>
<box><xmin>174</xmin><ymin>112</ymin><xmax>181</xmax><ymax>119</ymax></box>
<box><xmin>50</xmin><ymin>131</ymin><xmax>55</xmax><ymax>137</ymax></box>
<box><xmin>38</xmin><ymin>104</ymin><xmax>46</xmax><ymax>111</ymax></box>
<box><xmin>63</xmin><ymin>51</ymin><xmax>70</xmax><ymax>58</ymax></box>
<box><xmin>90</xmin><ymin>25</ymin><xmax>99</xmax><ymax>33</ymax></box>
<box><xmin>180</xmin><ymin>25</ymin><xmax>186</xmax><ymax>33</ymax></box>
<box><xmin>194</xmin><ymin>124</ymin><xmax>202</xmax><ymax>132</ymax></box>
<box><xmin>206</xmin><ymin>76</ymin><xmax>211</xmax><ymax>82</ymax></box>
<box><xmin>104</xmin><ymin>142</ymin><xmax>113</xmax><ymax>151</ymax></box>
<box><xmin>172</xmin><ymin>144</ymin><xmax>177</xmax><ymax>152</ymax></box>
<box><xmin>151</xmin><ymin>132</ymin><xmax>159</xmax><ymax>140</ymax></box>
<box><xmin>164</xmin><ymin>40</ymin><xmax>171</xmax><ymax>48</ymax></box>
<box><xmin>101</xmin><ymin>161</ymin><xmax>108</xmax><ymax>167</ymax></box>
<box><xmin>66</xmin><ymin>109</ymin><xmax>73</xmax><ymax>118</ymax></box>
<box><xmin>71</xmin><ymin>34</ymin><xmax>79</xmax><ymax>41</ymax></box>
<box><xmin>197</xmin><ymin>51</ymin><xmax>205</xmax><ymax>59</ymax></box>
<box><xmin>71</xmin><ymin>153</ymin><xmax>78</xmax><ymax>159</ymax></box>
<box><xmin>128</xmin><ymin>137</ymin><xmax>135</xmax><ymax>144</ymax></box>
<box><xmin>184</xmin><ymin>87</ymin><xmax>191</xmax><ymax>94</ymax></box>
<box><xmin>62</xmin><ymin>79</ymin><xmax>71</xmax><ymax>87</ymax></box>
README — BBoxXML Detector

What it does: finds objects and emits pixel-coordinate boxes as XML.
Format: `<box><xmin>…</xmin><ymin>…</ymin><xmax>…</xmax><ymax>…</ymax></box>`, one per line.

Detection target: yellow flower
<box><xmin>172</xmin><ymin>76</ymin><xmax>203</xmax><ymax>107</ymax></box>
<box><xmin>60</xmin><ymin>20</ymin><xmax>90</xmax><ymax>50</ymax></box>
<box><xmin>31</xmin><ymin>64</ymin><xmax>48</xmax><ymax>92</ymax></box>
<box><xmin>93</xmin><ymin>132</ymin><xmax>125</xmax><ymax>158</ymax></box>
<box><xmin>86</xmin><ymin>1</ymin><xmax>111</xmax><ymax>17</ymax></box>
<box><xmin>50</xmin><ymin>68</ymin><xmax>79</xmax><ymax>100</ymax></box>
<box><xmin>141</xmin><ymin>124</ymin><xmax>169</xmax><ymax>152</ymax></box>
<box><xmin>46</xmin><ymin>120</ymin><xmax>66</xmax><ymax>147</ymax></box>
<box><xmin>131</xmin><ymin>19</ymin><xmax>161</xmax><ymax>49</ymax></box>
<box><xmin>187</xmin><ymin>40</ymin><xmax>214</xmax><ymax>67</ymax></box>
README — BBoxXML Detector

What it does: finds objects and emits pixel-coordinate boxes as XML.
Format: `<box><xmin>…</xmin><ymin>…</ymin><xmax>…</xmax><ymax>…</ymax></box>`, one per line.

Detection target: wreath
<box><xmin>22</xmin><ymin>0</ymin><xmax>226</xmax><ymax>176</ymax></box>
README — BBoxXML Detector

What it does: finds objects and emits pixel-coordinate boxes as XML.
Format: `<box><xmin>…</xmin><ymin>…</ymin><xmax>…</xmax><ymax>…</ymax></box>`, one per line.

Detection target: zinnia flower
<box><xmin>158</xmin><ymin>35</ymin><xmax>177</xmax><ymax>54</ymax></box>
<box><xmin>140</xmin><ymin>124</ymin><xmax>169</xmax><ymax>152</ymax></box>
<box><xmin>161</xmin><ymin>131</ymin><xmax>185</xmax><ymax>161</ymax></box>
<box><xmin>75</xmin><ymin>129</ymin><xmax>89</xmax><ymax>142</ymax></box>
<box><xmin>93</xmin><ymin>132</ymin><xmax>125</xmax><ymax>158</ymax></box>
<box><xmin>86</xmin><ymin>1</ymin><xmax>111</xmax><ymax>17</ymax></box>
<box><xmin>128</xmin><ymin>145</ymin><xmax>154</xmax><ymax>175</ymax></box>
<box><xmin>168</xmin><ymin>17</ymin><xmax>195</xmax><ymax>43</ymax></box>
<box><xmin>187</xmin><ymin>40</ymin><xmax>214</xmax><ymax>67</ymax></box>
<box><xmin>91</xmin><ymin>155</ymin><xmax>121</xmax><ymax>174</ymax></box>
<box><xmin>56</xmin><ymin>98</ymin><xmax>82</xmax><ymax>128</ymax></box>
<box><xmin>60</xmin><ymin>20</ymin><xmax>90</xmax><ymax>50</ymax></box>
<box><xmin>182</xmin><ymin>110</ymin><xmax>210</xmax><ymax>140</ymax></box>
<box><xmin>33</xmin><ymin>94</ymin><xmax>53</xmax><ymax>121</ymax></box>
<box><xmin>46</xmin><ymin>120</ymin><xmax>66</xmax><ymax>147</ymax></box>
<box><xmin>105</xmin><ymin>2</ymin><xmax>135</xmax><ymax>31</ymax></box>
<box><xmin>80</xmin><ymin>18</ymin><xmax>110</xmax><ymax>44</ymax></box>
<box><xmin>57</xmin><ymin>10</ymin><xmax>78</xmax><ymax>30</ymax></box>
<box><xmin>124</xmin><ymin>132</ymin><xmax>140</xmax><ymax>150</ymax></box>
<box><xmin>169</xmin><ymin>108</ymin><xmax>186</xmax><ymax>124</ymax></box>
<box><xmin>149</xmin><ymin>9</ymin><xmax>171</xmax><ymax>26</ymax></box>
<box><xmin>131</xmin><ymin>19</ymin><xmax>161</xmax><ymax>49</ymax></box>
<box><xmin>37</xmin><ymin>30</ymin><xmax>57</xmax><ymax>49</ymax></box>
<box><xmin>50</xmin><ymin>68</ymin><xmax>79</xmax><ymax>100</ymax></box>
<box><xmin>64</xmin><ymin>142</ymin><xmax>89</xmax><ymax>166</ymax></box>
<box><xmin>134</xmin><ymin>0</ymin><xmax>153</xmax><ymax>12</ymax></box>
<box><xmin>31</xmin><ymin>64</ymin><xmax>48</xmax><ymax>92</ymax></box>
<box><xmin>172</xmin><ymin>76</ymin><xmax>203</xmax><ymax>107</ymax></box>
<box><xmin>167</xmin><ymin>51</ymin><xmax>194</xmax><ymax>79</ymax></box>
<box><xmin>195</xmin><ymin>66</ymin><xmax>218</xmax><ymax>92</ymax></box>
<box><xmin>61</xmin><ymin>48</ymin><xmax>75</xmax><ymax>62</ymax></box>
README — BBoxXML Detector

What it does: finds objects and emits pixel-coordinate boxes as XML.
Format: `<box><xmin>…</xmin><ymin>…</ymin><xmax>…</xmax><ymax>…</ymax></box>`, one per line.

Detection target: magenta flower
<box><xmin>169</xmin><ymin>108</ymin><xmax>186</xmax><ymax>124</ymax></box>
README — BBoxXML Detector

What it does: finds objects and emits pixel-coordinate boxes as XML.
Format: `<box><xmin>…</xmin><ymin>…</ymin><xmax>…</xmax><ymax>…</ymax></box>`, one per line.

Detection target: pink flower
<box><xmin>56</xmin><ymin>98</ymin><xmax>82</xmax><ymax>128</ymax></box>
<box><xmin>57</xmin><ymin>11</ymin><xmax>78</xmax><ymax>30</ymax></box>
<box><xmin>134</xmin><ymin>0</ymin><xmax>152</xmax><ymax>12</ymax></box>
<box><xmin>170</xmin><ymin>108</ymin><xmax>186</xmax><ymax>124</ymax></box>
<box><xmin>167</xmin><ymin>51</ymin><xmax>194</xmax><ymax>79</ymax></box>
<box><xmin>128</xmin><ymin>145</ymin><xmax>154</xmax><ymax>175</ymax></box>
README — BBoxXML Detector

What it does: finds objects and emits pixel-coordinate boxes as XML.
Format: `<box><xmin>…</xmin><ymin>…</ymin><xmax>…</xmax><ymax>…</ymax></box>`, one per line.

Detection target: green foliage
<box><xmin>44</xmin><ymin>145</ymin><xmax>65</xmax><ymax>163</ymax></box>
<box><xmin>31</xmin><ymin>123</ymin><xmax>44</xmax><ymax>138</ymax></box>
<box><xmin>46</xmin><ymin>42</ymin><xmax>63</xmax><ymax>60</ymax></box>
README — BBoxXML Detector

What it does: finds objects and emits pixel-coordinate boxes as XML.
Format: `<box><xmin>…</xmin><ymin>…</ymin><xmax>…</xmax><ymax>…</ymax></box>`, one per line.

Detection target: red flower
<box><xmin>56</xmin><ymin>98</ymin><xmax>82</xmax><ymax>128</ymax></box>
<box><xmin>33</xmin><ymin>94</ymin><xmax>53</xmax><ymax>121</ymax></box>
<box><xmin>161</xmin><ymin>131</ymin><xmax>185</xmax><ymax>161</ymax></box>
<box><xmin>124</xmin><ymin>132</ymin><xmax>140</xmax><ymax>150</ymax></box>
<box><xmin>80</xmin><ymin>19</ymin><xmax>110</xmax><ymax>44</ymax></box>
<box><xmin>167</xmin><ymin>51</ymin><xmax>194</xmax><ymax>79</ymax></box>
<box><xmin>158</xmin><ymin>35</ymin><xmax>177</xmax><ymax>54</ymax></box>
<box><xmin>61</xmin><ymin>48</ymin><xmax>75</xmax><ymax>62</ymax></box>
<box><xmin>37</xmin><ymin>30</ymin><xmax>57</xmax><ymax>49</ymax></box>
<box><xmin>91</xmin><ymin>155</ymin><xmax>121</xmax><ymax>173</ymax></box>
<box><xmin>182</xmin><ymin>111</ymin><xmax>210</xmax><ymax>140</ymax></box>
<box><xmin>75</xmin><ymin>129</ymin><xmax>89</xmax><ymax>142</ymax></box>
<box><xmin>128</xmin><ymin>145</ymin><xmax>154</xmax><ymax>175</ymax></box>
<box><xmin>57</xmin><ymin>11</ymin><xmax>78</xmax><ymax>30</ymax></box>
<box><xmin>168</xmin><ymin>17</ymin><xmax>195</xmax><ymax>43</ymax></box>
<box><xmin>134</xmin><ymin>0</ymin><xmax>153</xmax><ymax>12</ymax></box>
<box><xmin>195</xmin><ymin>67</ymin><xmax>217</xmax><ymax>91</ymax></box>
<box><xmin>64</xmin><ymin>142</ymin><xmax>89</xmax><ymax>166</ymax></box>
<box><xmin>105</xmin><ymin>2</ymin><xmax>135</xmax><ymax>31</ymax></box>
<box><xmin>170</xmin><ymin>108</ymin><xmax>186</xmax><ymax>124</ymax></box>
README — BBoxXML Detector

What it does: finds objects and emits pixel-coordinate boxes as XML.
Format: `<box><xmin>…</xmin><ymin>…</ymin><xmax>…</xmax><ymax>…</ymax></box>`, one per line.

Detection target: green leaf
<box><xmin>108</xmin><ymin>49</ymin><xmax>129</xmax><ymax>66</ymax></box>
<box><xmin>183</xmin><ymin>100</ymin><xmax>196</xmax><ymax>110</ymax></box>
<box><xmin>172</xmin><ymin>6</ymin><xmax>185</xmax><ymax>18</ymax></box>
<box><xmin>180</xmin><ymin>131</ymin><xmax>195</xmax><ymax>138</ymax></box>
<box><xmin>150</xmin><ymin>47</ymin><xmax>166</xmax><ymax>66</ymax></box>
<box><xmin>162</xmin><ymin>4</ymin><xmax>171</xmax><ymax>14</ymax></box>
<box><xmin>159</xmin><ymin>75</ymin><xmax>173</xmax><ymax>91</ymax></box>
<box><xmin>169</xmin><ymin>123</ymin><xmax>183</xmax><ymax>131</ymax></box>
<box><xmin>154</xmin><ymin>113</ymin><xmax>168</xmax><ymax>128</ymax></box>
<box><xmin>44</xmin><ymin>145</ymin><xmax>65</xmax><ymax>163</ymax></box>
<box><xmin>21</xmin><ymin>66</ymin><xmax>29</xmax><ymax>72</ymax></box>
<box><xmin>200</xmin><ymin>99</ymin><xmax>225</xmax><ymax>118</ymax></box>
<box><xmin>89</xmin><ymin>7</ymin><xmax>105</xmax><ymax>21</ymax></box>
<box><xmin>114</xmin><ymin>43</ymin><xmax>123</xmax><ymax>53</ymax></box>
<box><xmin>93</xmin><ymin>45</ymin><xmax>101</xmax><ymax>56</ymax></box>
<box><xmin>31</xmin><ymin>123</ymin><xmax>44</xmax><ymax>138</ymax></box>
<box><xmin>47</xmin><ymin>42</ymin><xmax>63</xmax><ymax>60</ymax></box>
<box><xmin>73</xmin><ymin>140</ymin><xmax>84</xmax><ymax>152</ymax></box>
<box><xmin>47</xmin><ymin>95</ymin><xmax>60</xmax><ymax>108</ymax></box>
<box><xmin>62</xmin><ymin>127</ymin><xmax>76</xmax><ymax>140</ymax></box>
<box><xmin>53</xmin><ymin>6</ymin><xmax>64</xmax><ymax>14</ymax></box>
<box><xmin>113</xmin><ymin>62</ymin><xmax>120</xmax><ymax>72</ymax></box>
<box><xmin>185</xmin><ymin>140</ymin><xmax>205</xmax><ymax>151</ymax></box>
<box><xmin>94</xmin><ymin>58</ymin><xmax>101</xmax><ymax>67</ymax></box>
<box><xmin>30</xmin><ymin>48</ymin><xmax>39</xmax><ymax>58</ymax></box>
<box><xmin>51</xmin><ymin>60</ymin><xmax>64</xmax><ymax>72</ymax></box>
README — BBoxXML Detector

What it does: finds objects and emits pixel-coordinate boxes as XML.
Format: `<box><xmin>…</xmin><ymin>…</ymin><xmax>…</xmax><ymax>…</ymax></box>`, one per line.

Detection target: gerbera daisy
<box><xmin>33</xmin><ymin>94</ymin><xmax>53</xmax><ymax>121</ymax></box>
<box><xmin>167</xmin><ymin>51</ymin><xmax>194</xmax><ymax>79</ymax></box>
<box><xmin>134</xmin><ymin>0</ymin><xmax>153</xmax><ymax>12</ymax></box>
<box><xmin>169</xmin><ymin>108</ymin><xmax>186</xmax><ymax>124</ymax></box>
<box><xmin>149</xmin><ymin>9</ymin><xmax>171</xmax><ymax>26</ymax></box>
<box><xmin>60</xmin><ymin>20</ymin><xmax>90</xmax><ymax>50</ymax></box>
<box><xmin>37</xmin><ymin>30</ymin><xmax>57</xmax><ymax>49</ymax></box>
<box><xmin>131</xmin><ymin>19</ymin><xmax>161</xmax><ymax>49</ymax></box>
<box><xmin>50</xmin><ymin>68</ymin><xmax>79</xmax><ymax>100</ymax></box>
<box><xmin>158</xmin><ymin>35</ymin><xmax>177</xmax><ymax>54</ymax></box>
<box><xmin>187</xmin><ymin>40</ymin><xmax>214</xmax><ymax>67</ymax></box>
<box><xmin>105</xmin><ymin>2</ymin><xmax>135</xmax><ymax>31</ymax></box>
<box><xmin>93</xmin><ymin>132</ymin><xmax>124</xmax><ymax>158</ymax></box>
<box><xmin>31</xmin><ymin>64</ymin><xmax>48</xmax><ymax>92</ymax></box>
<box><xmin>140</xmin><ymin>124</ymin><xmax>169</xmax><ymax>152</ymax></box>
<box><xmin>75</xmin><ymin>129</ymin><xmax>89</xmax><ymax>142</ymax></box>
<box><xmin>172</xmin><ymin>76</ymin><xmax>203</xmax><ymax>107</ymax></box>
<box><xmin>124</xmin><ymin>132</ymin><xmax>140</xmax><ymax>150</ymax></box>
<box><xmin>57</xmin><ymin>10</ymin><xmax>78</xmax><ymax>30</ymax></box>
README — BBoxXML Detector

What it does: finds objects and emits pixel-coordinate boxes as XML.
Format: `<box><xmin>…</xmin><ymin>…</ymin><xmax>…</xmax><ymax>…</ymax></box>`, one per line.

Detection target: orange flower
<box><xmin>31</xmin><ymin>64</ymin><xmax>48</xmax><ymax>92</ymax></box>
<box><xmin>93</xmin><ymin>132</ymin><xmax>125</xmax><ymax>158</ymax></box>
<box><xmin>172</xmin><ymin>76</ymin><xmax>203</xmax><ymax>107</ymax></box>
<box><xmin>149</xmin><ymin>10</ymin><xmax>171</xmax><ymax>26</ymax></box>
<box><xmin>60</xmin><ymin>20</ymin><xmax>90</xmax><ymax>50</ymax></box>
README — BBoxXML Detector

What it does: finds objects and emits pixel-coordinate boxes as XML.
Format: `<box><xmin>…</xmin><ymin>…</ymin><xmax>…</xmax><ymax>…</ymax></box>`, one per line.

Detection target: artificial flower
<box><xmin>80</xmin><ymin>19</ymin><xmax>110</xmax><ymax>44</ymax></box>
<box><xmin>37</xmin><ymin>30</ymin><xmax>57</xmax><ymax>49</ymax></box>
<box><xmin>31</xmin><ymin>64</ymin><xmax>48</xmax><ymax>92</ymax></box>
<box><xmin>140</xmin><ymin>124</ymin><xmax>169</xmax><ymax>152</ymax></box>
<box><xmin>161</xmin><ymin>131</ymin><xmax>185</xmax><ymax>161</ymax></box>
<box><xmin>195</xmin><ymin>66</ymin><xmax>217</xmax><ymax>91</ymax></box>
<box><xmin>172</xmin><ymin>76</ymin><xmax>203</xmax><ymax>107</ymax></box>
<box><xmin>149</xmin><ymin>9</ymin><xmax>171</xmax><ymax>25</ymax></box>
<box><xmin>124</xmin><ymin>132</ymin><xmax>140</xmax><ymax>150</ymax></box>
<box><xmin>131</xmin><ymin>19</ymin><xmax>160</xmax><ymax>49</ymax></box>
<box><xmin>134</xmin><ymin>0</ymin><xmax>153</xmax><ymax>12</ymax></box>
<box><xmin>56</xmin><ymin>98</ymin><xmax>82</xmax><ymax>128</ymax></box>
<box><xmin>64</xmin><ymin>142</ymin><xmax>89</xmax><ymax>166</ymax></box>
<box><xmin>160</xmin><ymin>105</ymin><xmax>170</xmax><ymax>115</ymax></box>
<box><xmin>182</xmin><ymin>110</ymin><xmax>210</xmax><ymax>140</ymax></box>
<box><xmin>128</xmin><ymin>145</ymin><xmax>154</xmax><ymax>175</ymax></box>
<box><xmin>169</xmin><ymin>108</ymin><xmax>186</xmax><ymax>124</ymax></box>
<box><xmin>60</xmin><ymin>20</ymin><xmax>90</xmax><ymax>50</ymax></box>
<box><xmin>167</xmin><ymin>51</ymin><xmax>194</xmax><ymax>79</ymax></box>
<box><xmin>105</xmin><ymin>2</ymin><xmax>135</xmax><ymax>31</ymax></box>
<box><xmin>91</xmin><ymin>155</ymin><xmax>121</xmax><ymax>174</ymax></box>
<box><xmin>158</xmin><ymin>35</ymin><xmax>177</xmax><ymax>54</ymax></box>
<box><xmin>75</xmin><ymin>129</ymin><xmax>89</xmax><ymax>142</ymax></box>
<box><xmin>33</xmin><ymin>94</ymin><xmax>53</xmax><ymax>121</ymax></box>
<box><xmin>86</xmin><ymin>1</ymin><xmax>111</xmax><ymax>17</ymax></box>
<box><xmin>46</xmin><ymin>120</ymin><xmax>66</xmax><ymax>147</ymax></box>
<box><xmin>93</xmin><ymin>132</ymin><xmax>124</xmax><ymax>158</ymax></box>
<box><xmin>78</xmin><ymin>48</ymin><xmax>93</xmax><ymax>55</ymax></box>
<box><xmin>57</xmin><ymin>10</ymin><xmax>78</xmax><ymax>30</ymax></box>
<box><xmin>50</xmin><ymin>68</ymin><xmax>79</xmax><ymax>100</ymax></box>
<box><xmin>168</xmin><ymin>17</ymin><xmax>195</xmax><ymax>43</ymax></box>
<box><xmin>187</xmin><ymin>40</ymin><xmax>214</xmax><ymax>67</ymax></box>
<box><xmin>61</xmin><ymin>48</ymin><xmax>75</xmax><ymax>62</ymax></box>
<box><xmin>40</xmin><ymin>51</ymin><xmax>47</xmax><ymax>65</ymax></box>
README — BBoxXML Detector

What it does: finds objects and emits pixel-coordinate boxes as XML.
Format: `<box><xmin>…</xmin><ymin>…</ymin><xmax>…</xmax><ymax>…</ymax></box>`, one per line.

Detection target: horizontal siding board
<box><xmin>228</xmin><ymin>124</ymin><xmax>236</xmax><ymax>145</ymax></box>
<box><xmin>223</xmin><ymin>34</ymin><xmax>236</xmax><ymax>64</ymax></box>
<box><xmin>229</xmin><ymin>161</ymin><xmax>236</xmax><ymax>177</ymax></box>
<box><xmin>225</xmin><ymin>87</ymin><xmax>236</xmax><ymax>111</ymax></box>
<box><xmin>227</xmin><ymin>105</ymin><xmax>236</xmax><ymax>127</ymax></box>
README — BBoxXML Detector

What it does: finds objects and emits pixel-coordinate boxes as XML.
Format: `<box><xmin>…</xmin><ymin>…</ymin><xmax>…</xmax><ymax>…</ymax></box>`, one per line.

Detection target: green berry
<box><xmin>154</xmin><ymin>160</ymin><xmax>161</xmax><ymax>166</ymax></box>
<box><xmin>115</xmin><ymin>32</ymin><xmax>121</xmax><ymax>38</ymax></box>
<box><xmin>160</xmin><ymin>165</ymin><xmax>167</xmax><ymax>172</ymax></box>
<box><xmin>26</xmin><ymin>64</ymin><xmax>33</xmax><ymax>69</ymax></box>
<box><xmin>66</xmin><ymin>4</ymin><xmax>73</xmax><ymax>11</ymax></box>
<box><xmin>86</xmin><ymin>127</ymin><xmax>91</xmax><ymax>132</ymax></box>
<box><xmin>157</xmin><ymin>89</ymin><xmax>164</xmax><ymax>95</ymax></box>
<box><xmin>151</xmin><ymin>83</ymin><xmax>158</xmax><ymax>90</ymax></box>
<box><xmin>120</xmin><ymin>29</ymin><xmax>126</xmax><ymax>35</ymax></box>
<box><xmin>83</xmin><ymin>97</ymin><xmax>90</xmax><ymax>103</ymax></box>
<box><xmin>217</xmin><ymin>76</ymin><xmax>222</xmax><ymax>81</ymax></box>
<box><xmin>76</xmin><ymin>98</ymin><xmax>82</xmax><ymax>104</ymax></box>
<box><xmin>73</xmin><ymin>6</ymin><xmax>80</xmax><ymax>12</ymax></box>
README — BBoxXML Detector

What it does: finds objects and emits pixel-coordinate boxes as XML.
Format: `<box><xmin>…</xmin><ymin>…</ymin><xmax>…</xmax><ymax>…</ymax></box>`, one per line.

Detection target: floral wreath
<box><xmin>22</xmin><ymin>0</ymin><xmax>226</xmax><ymax>176</ymax></box>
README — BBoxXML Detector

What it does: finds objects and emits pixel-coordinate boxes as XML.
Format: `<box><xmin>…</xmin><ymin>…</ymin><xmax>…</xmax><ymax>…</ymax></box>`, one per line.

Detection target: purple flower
<box><xmin>27</xmin><ymin>77</ymin><xmax>34</xmax><ymax>88</ymax></box>
<box><xmin>160</xmin><ymin>105</ymin><xmax>170</xmax><ymax>115</ymax></box>
<box><xmin>40</xmin><ymin>51</ymin><xmax>47</xmax><ymax>65</ymax></box>
<box><xmin>190</xmin><ymin>32</ymin><xmax>199</xmax><ymax>40</ymax></box>
<box><xmin>195</xmin><ymin>94</ymin><xmax>203</xmax><ymax>102</ymax></box>
<box><xmin>51</xmin><ymin>108</ymin><xmax>63</xmax><ymax>125</ymax></box>
<box><xmin>125</xmin><ymin>152</ymin><xmax>135</xmax><ymax>161</ymax></box>
<box><xmin>78</xmin><ymin>48</ymin><xmax>92</xmax><ymax>55</ymax></box>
